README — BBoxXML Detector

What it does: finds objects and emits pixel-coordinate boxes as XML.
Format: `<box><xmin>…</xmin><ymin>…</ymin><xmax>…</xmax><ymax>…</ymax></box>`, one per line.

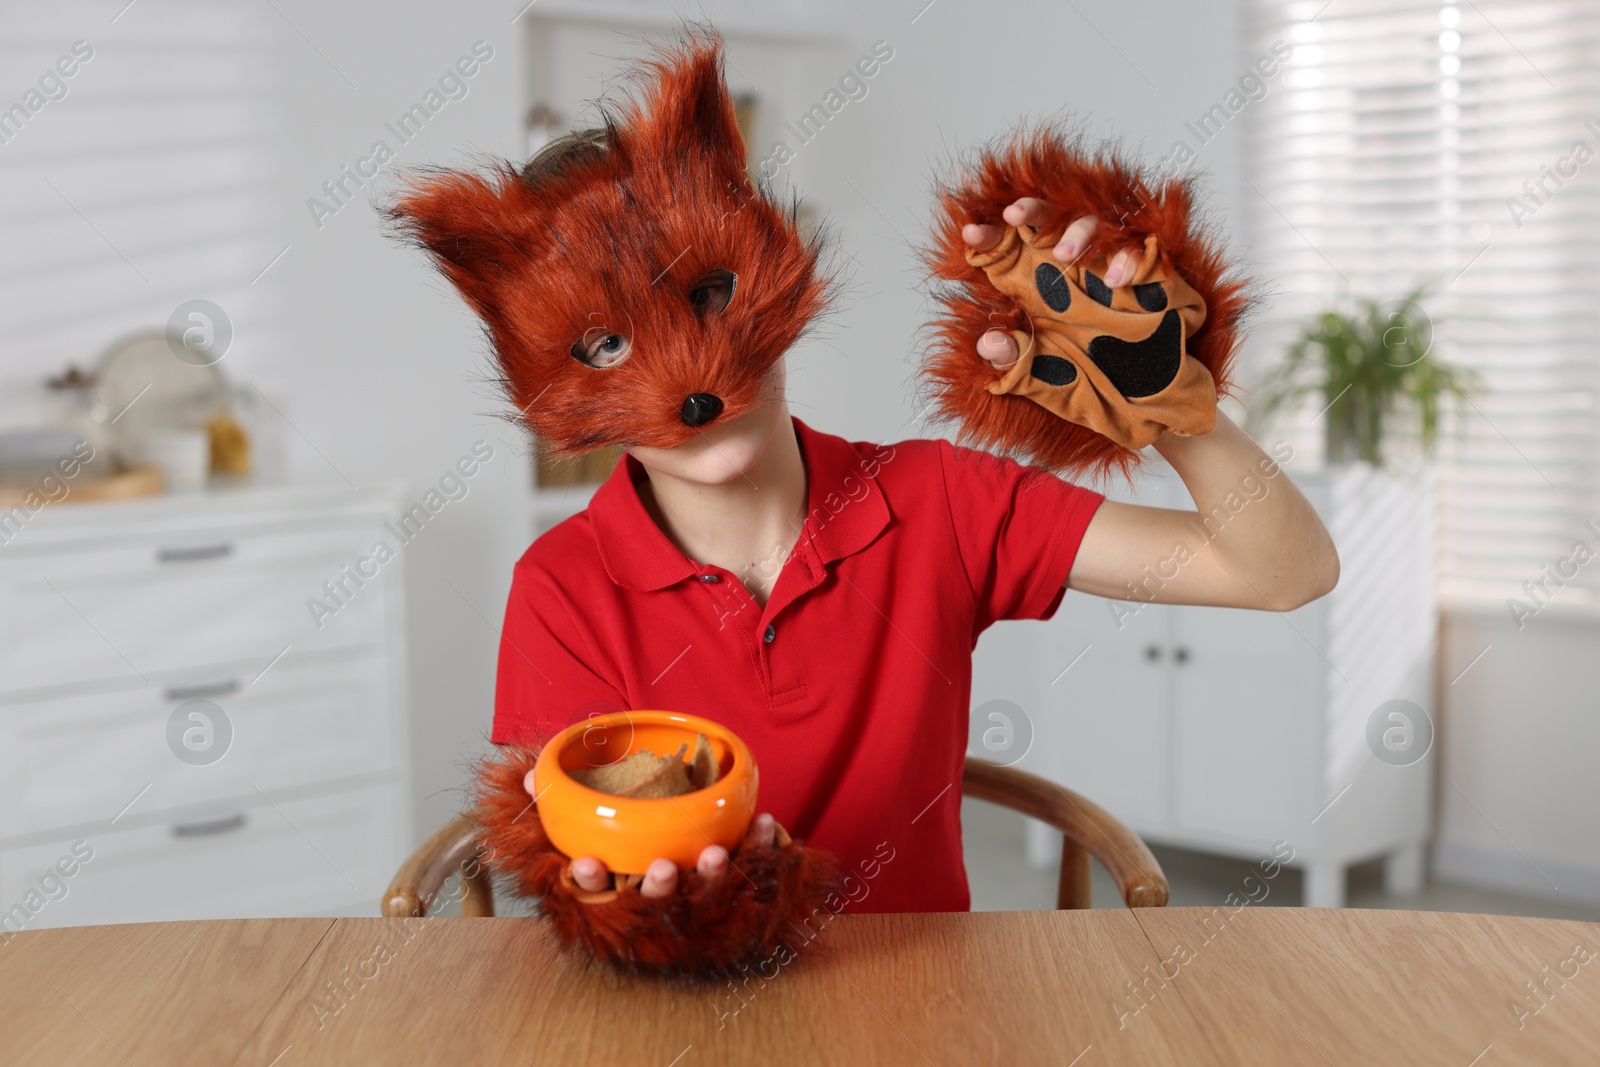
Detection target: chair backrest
<box><xmin>381</xmin><ymin>757</ymin><xmax>1168</xmax><ymax>918</ymax></box>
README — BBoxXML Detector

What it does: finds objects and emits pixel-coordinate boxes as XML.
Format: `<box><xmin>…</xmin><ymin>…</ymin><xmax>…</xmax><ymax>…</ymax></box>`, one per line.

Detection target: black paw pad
<box><xmin>1034</xmin><ymin>263</ymin><xmax>1072</xmax><ymax>312</ymax></box>
<box><xmin>1084</xmin><ymin>271</ymin><xmax>1114</xmax><ymax>308</ymax></box>
<box><xmin>1030</xmin><ymin>354</ymin><xmax>1078</xmax><ymax>386</ymax></box>
<box><xmin>1086</xmin><ymin>310</ymin><xmax>1182</xmax><ymax>398</ymax></box>
<box><xmin>1134</xmin><ymin>282</ymin><xmax>1168</xmax><ymax>312</ymax></box>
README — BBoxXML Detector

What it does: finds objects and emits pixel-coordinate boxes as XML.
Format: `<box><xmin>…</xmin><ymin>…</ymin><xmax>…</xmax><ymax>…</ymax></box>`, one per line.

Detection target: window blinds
<box><xmin>0</xmin><ymin>2</ymin><xmax>286</xmax><ymax>397</ymax></box>
<box><xmin>1242</xmin><ymin>0</ymin><xmax>1600</xmax><ymax>619</ymax></box>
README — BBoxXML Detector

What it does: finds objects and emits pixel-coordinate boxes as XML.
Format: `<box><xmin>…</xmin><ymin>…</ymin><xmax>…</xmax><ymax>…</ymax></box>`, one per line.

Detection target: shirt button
<box><xmin>698</xmin><ymin>573</ymin><xmax>722</xmax><ymax>584</ymax></box>
<box><xmin>763</xmin><ymin>624</ymin><xmax>776</xmax><ymax>644</ymax></box>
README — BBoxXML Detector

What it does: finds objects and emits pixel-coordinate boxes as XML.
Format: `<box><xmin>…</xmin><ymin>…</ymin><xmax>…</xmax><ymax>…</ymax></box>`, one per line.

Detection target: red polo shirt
<box><xmin>492</xmin><ymin>417</ymin><xmax>1105</xmax><ymax>912</ymax></box>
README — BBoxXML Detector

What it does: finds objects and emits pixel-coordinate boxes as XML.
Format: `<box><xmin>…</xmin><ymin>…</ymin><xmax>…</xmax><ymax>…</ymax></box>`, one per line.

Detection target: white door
<box><xmin>1169</xmin><ymin>600</ymin><xmax>1324</xmax><ymax>843</ymax></box>
<box><xmin>1024</xmin><ymin>593</ymin><xmax>1172</xmax><ymax>832</ymax></box>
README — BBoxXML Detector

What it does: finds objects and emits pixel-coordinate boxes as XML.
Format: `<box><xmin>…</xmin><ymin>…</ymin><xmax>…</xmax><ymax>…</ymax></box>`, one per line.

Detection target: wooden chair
<box><xmin>382</xmin><ymin>757</ymin><xmax>1169</xmax><ymax>918</ymax></box>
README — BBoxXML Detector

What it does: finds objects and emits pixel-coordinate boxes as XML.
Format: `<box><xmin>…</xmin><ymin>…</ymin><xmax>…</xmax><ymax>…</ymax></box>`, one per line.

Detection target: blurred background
<box><xmin>2</xmin><ymin>0</ymin><xmax>1597</xmax><ymax>929</ymax></box>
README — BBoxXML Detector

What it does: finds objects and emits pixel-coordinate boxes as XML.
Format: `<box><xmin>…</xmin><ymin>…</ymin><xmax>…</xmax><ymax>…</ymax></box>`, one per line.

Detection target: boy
<box><xmin>396</xmin><ymin>40</ymin><xmax>1339</xmax><ymax>914</ymax></box>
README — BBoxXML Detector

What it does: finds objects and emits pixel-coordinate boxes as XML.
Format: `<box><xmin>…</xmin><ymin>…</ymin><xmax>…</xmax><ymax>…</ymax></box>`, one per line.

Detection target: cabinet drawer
<box><xmin>0</xmin><ymin>784</ymin><xmax>399</xmax><ymax>929</ymax></box>
<box><xmin>0</xmin><ymin>657</ymin><xmax>397</xmax><ymax>840</ymax></box>
<box><xmin>0</xmin><ymin>526</ymin><xmax>391</xmax><ymax>693</ymax></box>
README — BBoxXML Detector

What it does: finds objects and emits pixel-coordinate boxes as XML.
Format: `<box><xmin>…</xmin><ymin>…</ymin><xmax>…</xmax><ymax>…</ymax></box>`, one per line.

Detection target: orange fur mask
<box><xmin>387</xmin><ymin>32</ymin><xmax>832</xmax><ymax>457</ymax></box>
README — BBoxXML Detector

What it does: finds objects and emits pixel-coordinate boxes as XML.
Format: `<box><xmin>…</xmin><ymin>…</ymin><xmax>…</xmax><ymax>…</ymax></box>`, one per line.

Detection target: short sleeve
<box><xmin>491</xmin><ymin>560</ymin><xmax>627</xmax><ymax>745</ymax></box>
<box><xmin>935</xmin><ymin>440</ymin><xmax>1106</xmax><ymax>633</ymax></box>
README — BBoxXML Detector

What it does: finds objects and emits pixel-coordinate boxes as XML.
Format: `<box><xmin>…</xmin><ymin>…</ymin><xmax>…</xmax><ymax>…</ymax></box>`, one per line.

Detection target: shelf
<box><xmin>532</xmin><ymin>482</ymin><xmax>600</xmax><ymax>509</ymax></box>
<box><xmin>517</xmin><ymin>0</ymin><xmax>849</xmax><ymax>43</ymax></box>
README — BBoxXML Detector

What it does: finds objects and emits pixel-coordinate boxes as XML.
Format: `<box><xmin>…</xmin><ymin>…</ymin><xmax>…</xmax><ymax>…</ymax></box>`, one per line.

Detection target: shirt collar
<box><xmin>589</xmin><ymin>416</ymin><xmax>890</xmax><ymax>592</ymax></box>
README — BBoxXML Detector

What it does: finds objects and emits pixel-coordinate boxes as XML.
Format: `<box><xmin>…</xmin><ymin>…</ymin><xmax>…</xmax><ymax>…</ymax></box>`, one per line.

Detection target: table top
<box><xmin>3</xmin><ymin>907</ymin><xmax>1598</xmax><ymax>1066</ymax></box>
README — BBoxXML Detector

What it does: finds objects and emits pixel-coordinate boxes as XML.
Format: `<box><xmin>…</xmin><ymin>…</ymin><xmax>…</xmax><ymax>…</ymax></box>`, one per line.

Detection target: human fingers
<box><xmin>696</xmin><ymin>845</ymin><xmax>730</xmax><ymax>882</ymax></box>
<box><xmin>1053</xmin><ymin>215</ymin><xmax>1100</xmax><ymax>264</ymax></box>
<box><xmin>976</xmin><ymin>329</ymin><xmax>1020</xmax><ymax>368</ymax></box>
<box><xmin>570</xmin><ymin>856</ymin><xmax>610</xmax><ymax>893</ymax></box>
<box><xmin>1002</xmin><ymin>197</ymin><xmax>1052</xmax><ymax>231</ymax></box>
<box><xmin>639</xmin><ymin>857</ymin><xmax>679</xmax><ymax>898</ymax></box>
<box><xmin>744</xmin><ymin>812</ymin><xmax>777</xmax><ymax>850</ymax></box>
<box><xmin>962</xmin><ymin>222</ymin><xmax>1004</xmax><ymax>250</ymax></box>
<box><xmin>1102</xmin><ymin>247</ymin><xmax>1141</xmax><ymax>288</ymax></box>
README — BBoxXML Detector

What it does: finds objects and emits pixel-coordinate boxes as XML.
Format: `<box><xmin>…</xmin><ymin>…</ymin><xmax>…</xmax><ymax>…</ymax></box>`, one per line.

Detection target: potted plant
<box><xmin>1246</xmin><ymin>281</ymin><xmax>1486</xmax><ymax>466</ymax></box>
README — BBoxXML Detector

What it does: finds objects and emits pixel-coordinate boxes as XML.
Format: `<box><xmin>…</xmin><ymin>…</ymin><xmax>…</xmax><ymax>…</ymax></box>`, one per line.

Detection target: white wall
<box><xmin>1434</xmin><ymin>609</ymin><xmax>1600</xmax><ymax>902</ymax></box>
<box><xmin>262</xmin><ymin>2</ymin><xmax>531</xmax><ymax>834</ymax></box>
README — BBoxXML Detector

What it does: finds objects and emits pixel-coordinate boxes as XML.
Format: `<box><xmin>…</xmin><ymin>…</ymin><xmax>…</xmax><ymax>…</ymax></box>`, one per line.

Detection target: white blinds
<box><xmin>0</xmin><ymin>2</ymin><xmax>287</xmax><ymax>398</ymax></box>
<box><xmin>1242</xmin><ymin>0</ymin><xmax>1600</xmax><ymax>617</ymax></box>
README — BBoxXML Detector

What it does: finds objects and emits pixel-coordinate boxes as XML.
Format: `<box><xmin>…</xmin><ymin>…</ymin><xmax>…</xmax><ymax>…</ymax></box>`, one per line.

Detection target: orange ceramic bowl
<box><xmin>531</xmin><ymin>711</ymin><xmax>759</xmax><ymax>875</ymax></box>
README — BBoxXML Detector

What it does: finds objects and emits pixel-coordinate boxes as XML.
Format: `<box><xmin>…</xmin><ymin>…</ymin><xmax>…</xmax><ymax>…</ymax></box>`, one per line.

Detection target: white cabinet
<box><xmin>0</xmin><ymin>784</ymin><xmax>401</xmax><ymax>927</ymax></box>
<box><xmin>974</xmin><ymin>459</ymin><xmax>1435</xmax><ymax>907</ymax></box>
<box><xmin>0</xmin><ymin>527</ymin><xmax>388</xmax><ymax>690</ymax></box>
<box><xmin>1030</xmin><ymin>617</ymin><xmax>1172</xmax><ymax>831</ymax></box>
<box><xmin>0</xmin><ymin>485</ymin><xmax>411</xmax><ymax>930</ymax></box>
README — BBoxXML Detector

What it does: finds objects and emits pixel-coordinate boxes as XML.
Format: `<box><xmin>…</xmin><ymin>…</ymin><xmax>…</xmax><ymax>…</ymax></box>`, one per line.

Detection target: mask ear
<box><xmin>386</xmin><ymin>163</ymin><xmax>535</xmax><ymax>322</ymax></box>
<box><xmin>615</xmin><ymin>33</ymin><xmax>748</xmax><ymax>180</ymax></box>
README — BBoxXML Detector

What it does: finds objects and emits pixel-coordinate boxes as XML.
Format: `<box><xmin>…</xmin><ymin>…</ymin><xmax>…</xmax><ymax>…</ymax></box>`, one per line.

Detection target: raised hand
<box><xmin>956</xmin><ymin>196</ymin><xmax>1211</xmax><ymax>447</ymax></box>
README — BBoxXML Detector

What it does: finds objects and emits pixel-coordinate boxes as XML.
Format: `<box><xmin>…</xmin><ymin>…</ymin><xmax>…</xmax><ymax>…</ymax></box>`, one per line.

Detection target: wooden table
<box><xmin>3</xmin><ymin>908</ymin><xmax>1598</xmax><ymax>1065</ymax></box>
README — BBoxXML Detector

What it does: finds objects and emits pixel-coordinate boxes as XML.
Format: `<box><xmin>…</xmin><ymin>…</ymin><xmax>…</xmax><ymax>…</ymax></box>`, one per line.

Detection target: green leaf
<box><xmin>1249</xmin><ymin>277</ymin><xmax>1485</xmax><ymax>464</ymax></box>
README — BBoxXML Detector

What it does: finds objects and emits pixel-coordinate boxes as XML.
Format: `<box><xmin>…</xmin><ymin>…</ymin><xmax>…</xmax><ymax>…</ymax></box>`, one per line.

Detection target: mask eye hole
<box><xmin>688</xmin><ymin>268</ymin><xmax>737</xmax><ymax>316</ymax></box>
<box><xmin>571</xmin><ymin>329</ymin><xmax>631</xmax><ymax>368</ymax></box>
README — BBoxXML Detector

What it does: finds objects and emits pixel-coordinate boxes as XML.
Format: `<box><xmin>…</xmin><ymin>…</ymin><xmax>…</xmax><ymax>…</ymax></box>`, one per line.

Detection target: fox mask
<box><xmin>388</xmin><ymin>34</ymin><xmax>832</xmax><ymax>457</ymax></box>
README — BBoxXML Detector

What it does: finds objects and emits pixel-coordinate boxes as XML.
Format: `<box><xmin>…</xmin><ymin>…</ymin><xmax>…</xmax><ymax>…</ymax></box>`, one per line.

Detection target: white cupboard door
<box><xmin>0</xmin><ymin>657</ymin><xmax>395</xmax><ymax>840</ymax></box>
<box><xmin>0</xmin><ymin>784</ymin><xmax>399</xmax><ymax>929</ymax></box>
<box><xmin>1026</xmin><ymin>594</ymin><xmax>1172</xmax><ymax>831</ymax></box>
<box><xmin>0</xmin><ymin>527</ymin><xmax>390</xmax><ymax>694</ymax></box>
<box><xmin>1169</xmin><ymin>601</ymin><xmax>1325</xmax><ymax>842</ymax></box>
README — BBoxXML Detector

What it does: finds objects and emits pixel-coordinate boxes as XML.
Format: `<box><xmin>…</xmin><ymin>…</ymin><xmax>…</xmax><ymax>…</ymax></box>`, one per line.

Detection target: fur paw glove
<box><xmin>473</xmin><ymin>743</ymin><xmax>841</xmax><ymax>982</ymax></box>
<box><xmin>922</xmin><ymin>124</ymin><xmax>1257</xmax><ymax>482</ymax></box>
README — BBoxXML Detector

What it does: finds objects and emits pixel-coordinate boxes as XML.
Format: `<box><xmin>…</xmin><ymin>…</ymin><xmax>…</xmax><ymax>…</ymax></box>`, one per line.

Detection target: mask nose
<box><xmin>680</xmin><ymin>393</ymin><xmax>723</xmax><ymax>427</ymax></box>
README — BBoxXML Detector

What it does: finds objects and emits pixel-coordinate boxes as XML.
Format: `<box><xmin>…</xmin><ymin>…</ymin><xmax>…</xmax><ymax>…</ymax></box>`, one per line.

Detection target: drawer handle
<box><xmin>171</xmin><ymin>813</ymin><xmax>248</xmax><ymax>839</ymax></box>
<box><xmin>164</xmin><ymin>679</ymin><xmax>239</xmax><ymax>702</ymax></box>
<box><xmin>1173</xmin><ymin>646</ymin><xmax>1191</xmax><ymax>664</ymax></box>
<box><xmin>157</xmin><ymin>542</ymin><xmax>234</xmax><ymax>563</ymax></box>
